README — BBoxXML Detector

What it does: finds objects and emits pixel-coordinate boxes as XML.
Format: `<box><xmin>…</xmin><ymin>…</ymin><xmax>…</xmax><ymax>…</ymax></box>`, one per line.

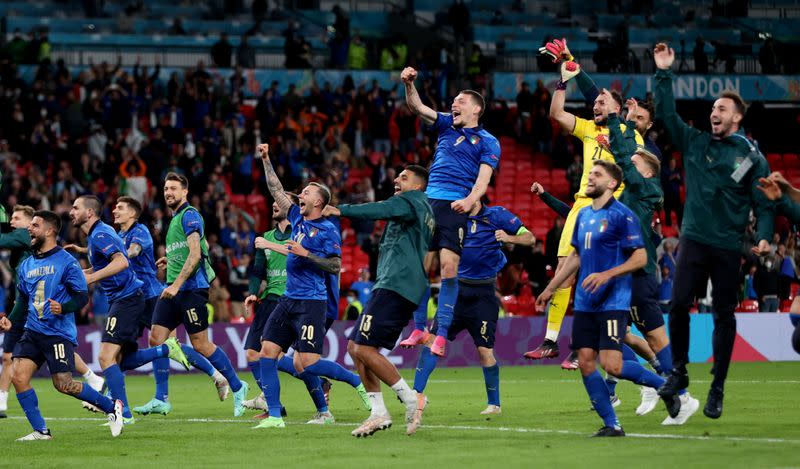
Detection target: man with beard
<box><xmin>70</xmin><ymin>195</ymin><xmax>190</xmax><ymax>424</ymax></box>
<box><xmin>1</xmin><ymin>210</ymin><xmax>124</xmax><ymax>440</ymax></box>
<box><xmin>652</xmin><ymin>43</ymin><xmax>774</xmax><ymax>419</ymax></box>
<box><xmin>150</xmin><ymin>173</ymin><xmax>250</xmax><ymax>417</ymax></box>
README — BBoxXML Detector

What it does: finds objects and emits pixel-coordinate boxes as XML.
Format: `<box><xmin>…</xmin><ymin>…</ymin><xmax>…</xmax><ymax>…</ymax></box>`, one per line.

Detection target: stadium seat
<box><xmin>736</xmin><ymin>299</ymin><xmax>759</xmax><ymax>313</ymax></box>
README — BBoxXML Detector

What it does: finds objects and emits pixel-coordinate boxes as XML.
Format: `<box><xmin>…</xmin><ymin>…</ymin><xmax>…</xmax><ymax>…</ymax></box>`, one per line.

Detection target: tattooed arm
<box><xmin>257</xmin><ymin>143</ymin><xmax>293</xmax><ymax>212</ymax></box>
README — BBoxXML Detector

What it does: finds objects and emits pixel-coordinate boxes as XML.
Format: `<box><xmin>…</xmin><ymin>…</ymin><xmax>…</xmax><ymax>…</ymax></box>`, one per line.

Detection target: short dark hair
<box><xmin>459</xmin><ymin>89</ymin><xmax>485</xmax><ymax>117</ymax></box>
<box><xmin>12</xmin><ymin>204</ymin><xmax>35</xmax><ymax>220</ymax></box>
<box><xmin>34</xmin><ymin>210</ymin><xmax>61</xmax><ymax>233</ymax></box>
<box><xmin>639</xmin><ymin>100</ymin><xmax>655</xmax><ymax>122</ymax></box>
<box><xmin>308</xmin><ymin>182</ymin><xmax>331</xmax><ymax>207</ymax></box>
<box><xmin>593</xmin><ymin>160</ymin><xmax>624</xmax><ymax>191</ymax></box>
<box><xmin>405</xmin><ymin>165</ymin><xmax>429</xmax><ymax>189</ymax></box>
<box><xmin>609</xmin><ymin>90</ymin><xmax>624</xmax><ymax>109</ymax></box>
<box><xmin>719</xmin><ymin>90</ymin><xmax>747</xmax><ymax>116</ymax></box>
<box><xmin>117</xmin><ymin>196</ymin><xmax>142</xmax><ymax>218</ymax></box>
<box><xmin>77</xmin><ymin>195</ymin><xmax>102</xmax><ymax>217</ymax></box>
<box><xmin>165</xmin><ymin>172</ymin><xmax>189</xmax><ymax>189</ymax></box>
<box><xmin>286</xmin><ymin>192</ymin><xmax>300</xmax><ymax>206</ymax></box>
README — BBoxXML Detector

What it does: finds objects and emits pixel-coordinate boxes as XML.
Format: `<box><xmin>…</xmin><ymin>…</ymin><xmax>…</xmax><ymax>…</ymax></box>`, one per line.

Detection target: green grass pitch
<box><xmin>1</xmin><ymin>362</ymin><xmax>798</xmax><ymax>468</ymax></box>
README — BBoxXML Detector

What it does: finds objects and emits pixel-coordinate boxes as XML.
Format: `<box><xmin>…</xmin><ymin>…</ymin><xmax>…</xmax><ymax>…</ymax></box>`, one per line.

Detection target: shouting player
<box><xmin>410</xmin><ymin>199</ymin><xmax>533</xmax><ymax>432</ymax></box>
<box><xmin>525</xmin><ymin>54</ymin><xmax>642</xmax><ymax>369</ymax></box>
<box><xmin>1</xmin><ymin>210</ymin><xmax>124</xmax><ymax>440</ymax></box>
<box><xmin>322</xmin><ymin>165</ymin><xmax>434</xmax><ymax>437</ymax></box>
<box><xmin>70</xmin><ymin>195</ymin><xmax>190</xmax><ymax>423</ymax></box>
<box><xmin>150</xmin><ymin>173</ymin><xmax>250</xmax><ymax>416</ymax></box>
<box><xmin>536</xmin><ymin>161</ymin><xmax>679</xmax><ymax>437</ymax></box>
<box><xmin>398</xmin><ymin>67</ymin><xmax>501</xmax><ymax>357</ymax></box>
<box><xmin>254</xmin><ymin>143</ymin><xmax>369</xmax><ymax>429</ymax></box>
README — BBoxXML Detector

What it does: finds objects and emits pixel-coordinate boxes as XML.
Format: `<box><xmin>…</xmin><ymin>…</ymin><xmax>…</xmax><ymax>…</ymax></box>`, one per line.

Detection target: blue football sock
<box><xmin>413</xmin><ymin>286</ymin><xmax>431</xmax><ymax>331</ymax></box>
<box><xmin>622</xmin><ymin>344</ymin><xmax>637</xmax><ymax>361</ymax></box>
<box><xmin>655</xmin><ymin>345</ymin><xmax>673</xmax><ymax>375</ymax></box>
<box><xmin>618</xmin><ymin>360</ymin><xmax>666</xmax><ymax>389</ymax></box>
<box><xmin>104</xmin><ymin>364</ymin><xmax>131</xmax><ymax>418</ymax></box>
<box><xmin>277</xmin><ymin>355</ymin><xmax>299</xmax><ymax>377</ymax></box>
<box><xmin>182</xmin><ymin>344</ymin><xmax>216</xmax><ymax>377</ymax></box>
<box><xmin>248</xmin><ymin>361</ymin><xmax>262</xmax><ymax>389</ymax></box>
<box><xmin>583</xmin><ymin>371</ymin><xmax>619</xmax><ymax>428</ymax></box>
<box><xmin>207</xmin><ymin>347</ymin><xmax>242</xmax><ymax>392</ymax></box>
<box><xmin>413</xmin><ymin>347</ymin><xmax>439</xmax><ymax>393</ymax></box>
<box><xmin>605</xmin><ymin>375</ymin><xmax>619</xmax><ymax>396</ymax></box>
<box><xmin>304</xmin><ymin>359</ymin><xmax>361</xmax><ymax>388</ymax></box>
<box><xmin>298</xmin><ymin>371</ymin><xmax>328</xmax><ymax>412</ymax></box>
<box><xmin>259</xmin><ymin>357</ymin><xmax>283</xmax><ymax>418</ymax></box>
<box><xmin>120</xmin><ymin>345</ymin><xmax>167</xmax><ymax>371</ymax></box>
<box><xmin>435</xmin><ymin>277</ymin><xmax>459</xmax><ymax>337</ymax></box>
<box><xmin>482</xmin><ymin>364</ymin><xmax>500</xmax><ymax>406</ymax></box>
<box><xmin>77</xmin><ymin>382</ymin><xmax>115</xmax><ymax>413</ymax></box>
<box><xmin>17</xmin><ymin>389</ymin><xmax>47</xmax><ymax>432</ymax></box>
<box><xmin>153</xmin><ymin>357</ymin><xmax>170</xmax><ymax>401</ymax></box>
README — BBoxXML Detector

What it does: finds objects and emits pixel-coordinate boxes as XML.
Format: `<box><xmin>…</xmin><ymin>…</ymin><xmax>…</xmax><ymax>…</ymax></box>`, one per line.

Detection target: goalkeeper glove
<box><xmin>560</xmin><ymin>60</ymin><xmax>581</xmax><ymax>83</ymax></box>
<box><xmin>538</xmin><ymin>38</ymin><xmax>574</xmax><ymax>63</ymax></box>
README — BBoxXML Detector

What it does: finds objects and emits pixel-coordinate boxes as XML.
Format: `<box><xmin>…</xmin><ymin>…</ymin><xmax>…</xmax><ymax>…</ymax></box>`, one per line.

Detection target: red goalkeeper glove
<box><xmin>539</xmin><ymin>38</ymin><xmax>574</xmax><ymax>63</ymax></box>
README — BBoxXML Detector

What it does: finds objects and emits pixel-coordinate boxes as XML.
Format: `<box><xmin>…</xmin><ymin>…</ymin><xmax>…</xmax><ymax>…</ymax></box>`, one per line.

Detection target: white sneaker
<box><xmin>82</xmin><ymin>401</ymin><xmax>102</xmax><ymax>413</ymax></box>
<box><xmin>108</xmin><ymin>399</ymin><xmax>124</xmax><ymax>437</ymax></box>
<box><xmin>351</xmin><ymin>415</ymin><xmax>393</xmax><ymax>437</ymax></box>
<box><xmin>306</xmin><ymin>411</ymin><xmax>335</xmax><ymax>424</ymax></box>
<box><xmin>243</xmin><ymin>393</ymin><xmax>266</xmax><ymax>411</ymax></box>
<box><xmin>480</xmin><ymin>405</ymin><xmax>502</xmax><ymax>415</ymax></box>
<box><xmin>636</xmin><ymin>386</ymin><xmax>660</xmax><ymax>416</ymax></box>
<box><xmin>16</xmin><ymin>429</ymin><xmax>53</xmax><ymax>441</ymax></box>
<box><xmin>214</xmin><ymin>376</ymin><xmax>230</xmax><ymax>402</ymax></box>
<box><xmin>662</xmin><ymin>392</ymin><xmax>699</xmax><ymax>426</ymax></box>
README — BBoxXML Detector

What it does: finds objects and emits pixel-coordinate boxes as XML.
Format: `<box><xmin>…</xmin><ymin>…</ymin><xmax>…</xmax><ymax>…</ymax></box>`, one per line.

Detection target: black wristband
<box><xmin>556</xmin><ymin>80</ymin><xmax>567</xmax><ymax>91</ymax></box>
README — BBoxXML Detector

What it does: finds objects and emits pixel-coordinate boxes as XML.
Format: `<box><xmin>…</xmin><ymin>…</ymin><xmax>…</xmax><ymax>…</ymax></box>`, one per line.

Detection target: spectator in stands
<box><xmin>778</xmin><ymin>243</ymin><xmax>797</xmax><ymax>301</ymax></box>
<box><xmin>348</xmin><ymin>34</ymin><xmax>368</xmax><ymax>70</ymax></box>
<box><xmin>659</xmin><ymin>263</ymin><xmax>673</xmax><ymax>314</ymax></box>
<box><xmin>344</xmin><ymin>289</ymin><xmax>363</xmax><ymax>320</ymax></box>
<box><xmin>566</xmin><ymin>153</ymin><xmax>582</xmax><ymax>195</ymax></box>
<box><xmin>212</xmin><ymin>33</ymin><xmax>233</xmax><ymax>68</ymax></box>
<box><xmin>693</xmin><ymin>37</ymin><xmax>708</xmax><ymax>73</ymax></box>
<box><xmin>252</xmin><ymin>0</ymin><xmax>267</xmax><ymax>22</ymax></box>
<box><xmin>744</xmin><ymin>265</ymin><xmax>758</xmax><ymax>300</ymax></box>
<box><xmin>448</xmin><ymin>0</ymin><xmax>471</xmax><ymax>42</ymax></box>
<box><xmin>350</xmin><ymin>268</ymin><xmax>374</xmax><ymax>306</ymax></box>
<box><xmin>523</xmin><ymin>239</ymin><xmax>548</xmax><ymax>295</ymax></box>
<box><xmin>237</xmin><ymin>34</ymin><xmax>256</xmax><ymax>69</ymax></box>
<box><xmin>516</xmin><ymin>82</ymin><xmax>534</xmax><ymax>116</ymax></box>
<box><xmin>663</xmin><ymin>156</ymin><xmax>684</xmax><ymax>227</ymax></box>
<box><xmin>756</xmin><ymin>253</ymin><xmax>781</xmax><ymax>312</ymax></box>
<box><xmin>168</xmin><ymin>17</ymin><xmax>187</xmax><ymax>35</ymax></box>
<box><xmin>544</xmin><ymin>217</ymin><xmax>563</xmax><ymax>268</ymax></box>
<box><xmin>228</xmin><ymin>252</ymin><xmax>251</xmax><ymax>319</ymax></box>
<box><xmin>7</xmin><ymin>29</ymin><xmax>27</xmax><ymax>65</ymax></box>
<box><xmin>759</xmin><ymin>37</ymin><xmax>779</xmax><ymax>74</ymax></box>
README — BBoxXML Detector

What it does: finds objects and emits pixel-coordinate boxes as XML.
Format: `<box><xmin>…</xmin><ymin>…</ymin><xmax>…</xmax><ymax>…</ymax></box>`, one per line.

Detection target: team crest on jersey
<box><xmin>599</xmin><ymin>220</ymin><xmax>608</xmax><ymax>233</ymax></box>
<box><xmin>454</xmin><ymin>136</ymin><xmax>465</xmax><ymax>146</ymax></box>
<box><xmin>309</xmin><ymin>228</ymin><xmax>318</xmax><ymax>237</ymax></box>
<box><xmin>470</xmin><ymin>135</ymin><xmax>481</xmax><ymax>145</ymax></box>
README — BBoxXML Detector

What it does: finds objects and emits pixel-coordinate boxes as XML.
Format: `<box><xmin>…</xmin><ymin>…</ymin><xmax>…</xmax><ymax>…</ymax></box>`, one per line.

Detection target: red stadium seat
<box><xmin>736</xmin><ymin>299</ymin><xmax>759</xmax><ymax>313</ymax></box>
<box><xmin>784</xmin><ymin>153</ymin><xmax>799</xmax><ymax>166</ymax></box>
<box><xmin>767</xmin><ymin>153</ymin><xmax>783</xmax><ymax>170</ymax></box>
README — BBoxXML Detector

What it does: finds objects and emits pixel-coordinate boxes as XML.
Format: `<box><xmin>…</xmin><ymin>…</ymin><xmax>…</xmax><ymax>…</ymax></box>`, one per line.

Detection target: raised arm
<box><xmin>401</xmin><ymin>67</ymin><xmax>437</xmax><ymax>125</ymax></box>
<box><xmin>0</xmin><ymin>229</ymin><xmax>30</xmax><ymax>249</ymax></box>
<box><xmin>332</xmin><ymin>196</ymin><xmax>415</xmax><ymax>222</ymax></box>
<box><xmin>550</xmin><ymin>81</ymin><xmax>576</xmax><ymax>133</ymax></box>
<box><xmin>607</xmin><ymin>110</ymin><xmax>644</xmax><ymax>189</ymax></box>
<box><xmin>257</xmin><ymin>143</ymin><xmax>293</xmax><ymax>212</ymax></box>
<box><xmin>531</xmin><ymin>182</ymin><xmax>571</xmax><ymax>218</ymax></box>
<box><xmin>653</xmin><ymin>43</ymin><xmax>699</xmax><ymax>152</ymax></box>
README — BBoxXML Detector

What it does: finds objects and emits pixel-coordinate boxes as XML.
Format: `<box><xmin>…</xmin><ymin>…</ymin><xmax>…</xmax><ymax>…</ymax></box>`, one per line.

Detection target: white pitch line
<box><xmin>7</xmin><ymin>416</ymin><xmax>800</xmax><ymax>445</ymax></box>
<box><xmin>429</xmin><ymin>379</ymin><xmax>800</xmax><ymax>384</ymax></box>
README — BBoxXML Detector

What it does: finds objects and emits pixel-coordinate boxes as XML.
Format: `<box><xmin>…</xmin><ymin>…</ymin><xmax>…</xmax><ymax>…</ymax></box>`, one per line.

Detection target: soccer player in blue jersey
<box><xmin>536</xmin><ymin>161</ymin><xmax>680</xmax><ymax>436</ymax></box>
<box><xmin>106</xmin><ymin>197</ymin><xmax>228</xmax><ymax>416</ymax></box>
<box><xmin>410</xmin><ymin>200</ymin><xmax>533</xmax><ymax>432</ymax></box>
<box><xmin>253</xmin><ymin>143</ymin><xmax>370</xmax><ymax>429</ymax></box>
<box><xmin>69</xmin><ymin>195</ymin><xmax>190</xmax><ymax>423</ymax></box>
<box><xmin>149</xmin><ymin>173</ymin><xmax>249</xmax><ymax>416</ymax></box>
<box><xmin>399</xmin><ymin>66</ymin><xmax>501</xmax><ymax>357</ymax></box>
<box><xmin>0</xmin><ymin>210</ymin><xmax>124</xmax><ymax>440</ymax></box>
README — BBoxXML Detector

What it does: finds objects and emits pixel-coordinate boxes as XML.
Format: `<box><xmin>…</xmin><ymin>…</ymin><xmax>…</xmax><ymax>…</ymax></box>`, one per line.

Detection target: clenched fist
<box><xmin>401</xmin><ymin>67</ymin><xmax>418</xmax><ymax>84</ymax></box>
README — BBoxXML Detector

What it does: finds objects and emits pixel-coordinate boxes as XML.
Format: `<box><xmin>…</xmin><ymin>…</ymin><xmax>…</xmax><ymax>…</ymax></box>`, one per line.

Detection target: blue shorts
<box><xmin>245</xmin><ymin>298</ymin><xmax>279</xmax><ymax>352</ymax></box>
<box><xmin>572</xmin><ymin>310</ymin><xmax>628</xmax><ymax>352</ymax></box>
<box><xmin>630</xmin><ymin>272</ymin><xmax>665</xmax><ymax>333</ymax></box>
<box><xmin>13</xmin><ymin>330</ymin><xmax>75</xmax><ymax>374</ymax></box>
<box><xmin>136</xmin><ymin>296</ymin><xmax>159</xmax><ymax>338</ymax></box>
<box><xmin>103</xmin><ymin>291</ymin><xmax>145</xmax><ymax>346</ymax></box>
<box><xmin>428</xmin><ymin>198</ymin><xmax>467</xmax><ymax>255</ymax></box>
<box><xmin>261</xmin><ymin>298</ymin><xmax>326</xmax><ymax>354</ymax></box>
<box><xmin>432</xmin><ymin>282</ymin><xmax>499</xmax><ymax>348</ymax></box>
<box><xmin>2</xmin><ymin>318</ymin><xmax>25</xmax><ymax>355</ymax></box>
<box><xmin>152</xmin><ymin>289</ymin><xmax>210</xmax><ymax>335</ymax></box>
<box><xmin>349</xmin><ymin>288</ymin><xmax>417</xmax><ymax>350</ymax></box>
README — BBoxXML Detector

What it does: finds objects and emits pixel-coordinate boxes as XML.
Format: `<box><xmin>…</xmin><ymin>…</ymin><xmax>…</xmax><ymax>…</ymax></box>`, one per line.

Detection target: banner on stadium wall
<box><xmin>493</xmin><ymin>72</ymin><xmax>800</xmax><ymax>102</ymax></box>
<box><xmin>18</xmin><ymin>66</ymin><xmax>402</xmax><ymax>98</ymax></box>
<box><xmin>2</xmin><ymin>313</ymin><xmax>794</xmax><ymax>374</ymax></box>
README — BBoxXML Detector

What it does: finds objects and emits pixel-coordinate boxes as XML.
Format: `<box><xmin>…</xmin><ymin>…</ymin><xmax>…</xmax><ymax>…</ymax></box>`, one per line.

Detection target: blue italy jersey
<box><xmin>17</xmin><ymin>247</ymin><xmax>87</xmax><ymax>344</ymax></box>
<box><xmin>285</xmin><ymin>205</ymin><xmax>342</xmax><ymax>301</ymax></box>
<box><xmin>87</xmin><ymin>221</ymin><xmax>143</xmax><ymax>303</ymax></box>
<box><xmin>119</xmin><ymin>222</ymin><xmax>164</xmax><ymax>299</ymax></box>
<box><xmin>571</xmin><ymin>198</ymin><xmax>644</xmax><ymax>312</ymax></box>
<box><xmin>459</xmin><ymin>205</ymin><xmax>524</xmax><ymax>280</ymax></box>
<box><xmin>426</xmin><ymin>112</ymin><xmax>501</xmax><ymax>201</ymax></box>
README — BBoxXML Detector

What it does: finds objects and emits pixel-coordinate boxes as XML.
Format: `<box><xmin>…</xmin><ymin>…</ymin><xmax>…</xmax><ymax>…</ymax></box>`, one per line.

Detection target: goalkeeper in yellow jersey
<box><xmin>524</xmin><ymin>39</ymin><xmax>642</xmax><ymax>369</ymax></box>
